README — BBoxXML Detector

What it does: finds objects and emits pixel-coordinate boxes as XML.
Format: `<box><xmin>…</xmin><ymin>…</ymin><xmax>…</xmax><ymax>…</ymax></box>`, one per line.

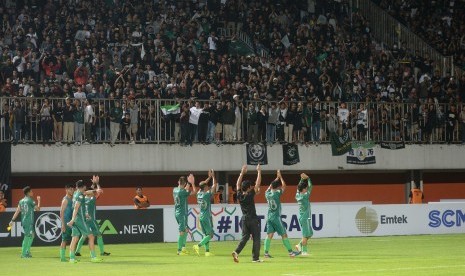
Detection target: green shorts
<box><xmin>71</xmin><ymin>218</ymin><xmax>90</xmax><ymax>237</ymax></box>
<box><xmin>62</xmin><ymin>225</ymin><xmax>72</xmax><ymax>242</ymax></box>
<box><xmin>199</xmin><ymin>216</ymin><xmax>214</xmax><ymax>236</ymax></box>
<box><xmin>87</xmin><ymin>219</ymin><xmax>101</xmax><ymax>236</ymax></box>
<box><xmin>299</xmin><ymin>216</ymin><xmax>313</xmax><ymax>238</ymax></box>
<box><xmin>266</xmin><ymin>217</ymin><xmax>286</xmax><ymax>236</ymax></box>
<box><xmin>175</xmin><ymin>214</ymin><xmax>188</xmax><ymax>232</ymax></box>
<box><xmin>22</xmin><ymin>222</ymin><xmax>34</xmax><ymax>237</ymax></box>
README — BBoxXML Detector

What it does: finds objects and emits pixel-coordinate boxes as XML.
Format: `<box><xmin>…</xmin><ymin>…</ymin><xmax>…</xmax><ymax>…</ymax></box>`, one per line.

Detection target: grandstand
<box><xmin>0</xmin><ymin>0</ymin><xmax>464</xmax><ymax>274</ymax></box>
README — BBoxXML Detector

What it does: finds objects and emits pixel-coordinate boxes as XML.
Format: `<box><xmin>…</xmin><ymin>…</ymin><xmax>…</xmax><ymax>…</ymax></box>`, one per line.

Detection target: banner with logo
<box><xmin>0</xmin><ymin>209</ymin><xmax>163</xmax><ymax>247</ymax></box>
<box><xmin>347</xmin><ymin>141</ymin><xmax>376</xmax><ymax>165</ymax></box>
<box><xmin>282</xmin><ymin>143</ymin><xmax>300</xmax><ymax>165</ymax></box>
<box><xmin>163</xmin><ymin>204</ymin><xmax>338</xmax><ymax>242</ymax></box>
<box><xmin>330</xmin><ymin>131</ymin><xmax>351</xmax><ymax>156</ymax></box>
<box><xmin>380</xmin><ymin>141</ymin><xmax>406</xmax><ymax>150</ymax></box>
<box><xmin>246</xmin><ymin>143</ymin><xmax>268</xmax><ymax>165</ymax></box>
<box><xmin>163</xmin><ymin>203</ymin><xmax>465</xmax><ymax>242</ymax></box>
<box><xmin>0</xmin><ymin>143</ymin><xmax>11</xmax><ymax>208</ymax></box>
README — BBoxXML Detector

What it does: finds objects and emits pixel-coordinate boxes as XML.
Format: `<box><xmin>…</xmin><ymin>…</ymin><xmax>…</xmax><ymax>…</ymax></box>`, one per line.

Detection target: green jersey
<box><xmin>85</xmin><ymin>196</ymin><xmax>97</xmax><ymax>221</ymax></box>
<box><xmin>74</xmin><ymin>107</ymin><xmax>84</xmax><ymax>124</ymax></box>
<box><xmin>173</xmin><ymin>187</ymin><xmax>190</xmax><ymax>217</ymax></box>
<box><xmin>295</xmin><ymin>179</ymin><xmax>313</xmax><ymax>218</ymax></box>
<box><xmin>265</xmin><ymin>189</ymin><xmax>283</xmax><ymax>220</ymax></box>
<box><xmin>197</xmin><ymin>190</ymin><xmax>212</xmax><ymax>219</ymax></box>
<box><xmin>72</xmin><ymin>191</ymin><xmax>86</xmax><ymax>220</ymax></box>
<box><xmin>63</xmin><ymin>195</ymin><xmax>73</xmax><ymax>223</ymax></box>
<box><xmin>19</xmin><ymin>196</ymin><xmax>35</xmax><ymax>225</ymax></box>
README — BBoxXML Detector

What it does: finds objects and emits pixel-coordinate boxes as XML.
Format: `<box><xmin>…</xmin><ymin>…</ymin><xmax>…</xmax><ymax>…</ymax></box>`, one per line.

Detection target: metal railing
<box><xmin>355</xmin><ymin>0</ymin><xmax>454</xmax><ymax>77</ymax></box>
<box><xmin>1</xmin><ymin>97</ymin><xmax>464</xmax><ymax>145</ymax></box>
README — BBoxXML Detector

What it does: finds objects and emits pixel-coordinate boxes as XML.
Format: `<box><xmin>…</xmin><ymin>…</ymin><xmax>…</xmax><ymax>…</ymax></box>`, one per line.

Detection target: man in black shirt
<box><xmin>232</xmin><ymin>164</ymin><xmax>262</xmax><ymax>263</ymax></box>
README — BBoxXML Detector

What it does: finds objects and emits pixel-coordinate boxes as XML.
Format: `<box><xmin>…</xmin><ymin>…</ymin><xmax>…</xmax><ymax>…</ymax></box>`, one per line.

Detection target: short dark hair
<box><xmin>65</xmin><ymin>184</ymin><xmax>73</xmax><ymax>189</ymax></box>
<box><xmin>241</xmin><ymin>180</ymin><xmax>252</xmax><ymax>192</ymax></box>
<box><xmin>297</xmin><ymin>180</ymin><xmax>308</xmax><ymax>192</ymax></box>
<box><xmin>199</xmin><ymin>182</ymin><xmax>208</xmax><ymax>189</ymax></box>
<box><xmin>179</xmin><ymin>176</ymin><xmax>187</xmax><ymax>185</ymax></box>
<box><xmin>76</xmin><ymin>180</ymin><xmax>85</xmax><ymax>188</ymax></box>
<box><xmin>23</xmin><ymin>186</ymin><xmax>31</xmax><ymax>195</ymax></box>
<box><xmin>271</xmin><ymin>180</ymin><xmax>280</xmax><ymax>189</ymax></box>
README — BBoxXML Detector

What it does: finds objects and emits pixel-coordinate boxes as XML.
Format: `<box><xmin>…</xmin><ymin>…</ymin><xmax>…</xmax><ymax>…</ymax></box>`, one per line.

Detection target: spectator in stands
<box><xmin>52</xmin><ymin>100</ymin><xmax>63</xmax><ymax>146</ymax></box>
<box><xmin>62</xmin><ymin>98</ymin><xmax>75</xmax><ymax>146</ymax></box>
<box><xmin>0</xmin><ymin>190</ymin><xmax>7</xmax><ymax>212</ymax></box>
<box><xmin>0</xmin><ymin>0</ymin><xmax>463</xmax><ymax>146</ymax></box>
<box><xmin>409</xmin><ymin>181</ymin><xmax>424</xmax><ymax>204</ymax></box>
<box><xmin>73</xmin><ymin>100</ymin><xmax>84</xmax><ymax>146</ymax></box>
<box><xmin>134</xmin><ymin>187</ymin><xmax>150</xmax><ymax>210</ymax></box>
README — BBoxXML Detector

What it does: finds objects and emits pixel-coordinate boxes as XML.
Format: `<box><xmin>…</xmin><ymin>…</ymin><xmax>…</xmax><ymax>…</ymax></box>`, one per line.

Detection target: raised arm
<box><xmin>35</xmin><ymin>196</ymin><xmax>41</xmax><ymax>211</ymax></box>
<box><xmin>236</xmin><ymin>165</ymin><xmax>247</xmax><ymax>192</ymax></box>
<box><xmin>300</xmin><ymin>173</ymin><xmax>312</xmax><ymax>194</ymax></box>
<box><xmin>211</xmin><ymin>169</ymin><xmax>218</xmax><ymax>193</ymax></box>
<box><xmin>187</xmin><ymin>173</ymin><xmax>197</xmax><ymax>195</ymax></box>
<box><xmin>277</xmin><ymin>170</ymin><xmax>286</xmax><ymax>192</ymax></box>
<box><xmin>254</xmin><ymin>164</ymin><xmax>262</xmax><ymax>194</ymax></box>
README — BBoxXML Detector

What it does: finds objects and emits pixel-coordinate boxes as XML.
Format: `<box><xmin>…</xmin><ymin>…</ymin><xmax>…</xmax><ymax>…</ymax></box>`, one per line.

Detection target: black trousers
<box><xmin>234</xmin><ymin>216</ymin><xmax>261</xmax><ymax>261</ymax></box>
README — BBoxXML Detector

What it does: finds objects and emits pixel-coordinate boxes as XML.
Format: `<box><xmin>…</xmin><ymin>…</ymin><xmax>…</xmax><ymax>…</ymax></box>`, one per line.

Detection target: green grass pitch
<box><xmin>2</xmin><ymin>234</ymin><xmax>464</xmax><ymax>276</ymax></box>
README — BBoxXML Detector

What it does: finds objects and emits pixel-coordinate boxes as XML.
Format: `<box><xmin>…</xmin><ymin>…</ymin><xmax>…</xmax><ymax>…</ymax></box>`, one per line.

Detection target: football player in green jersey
<box><xmin>75</xmin><ymin>176</ymin><xmax>110</xmax><ymax>257</ymax></box>
<box><xmin>264</xmin><ymin>170</ymin><xmax>300</xmax><ymax>258</ymax></box>
<box><xmin>67</xmin><ymin>176</ymin><xmax>103</xmax><ymax>263</ymax></box>
<box><xmin>59</xmin><ymin>184</ymin><xmax>75</xmax><ymax>261</ymax></box>
<box><xmin>295</xmin><ymin>173</ymin><xmax>313</xmax><ymax>256</ymax></box>
<box><xmin>173</xmin><ymin>173</ymin><xmax>197</xmax><ymax>255</ymax></box>
<box><xmin>193</xmin><ymin>169</ymin><xmax>217</xmax><ymax>257</ymax></box>
<box><xmin>9</xmin><ymin>186</ymin><xmax>41</xmax><ymax>258</ymax></box>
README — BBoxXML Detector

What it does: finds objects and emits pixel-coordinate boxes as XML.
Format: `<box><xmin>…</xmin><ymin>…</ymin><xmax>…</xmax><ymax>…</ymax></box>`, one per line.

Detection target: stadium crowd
<box><xmin>1</xmin><ymin>0</ymin><xmax>465</xmax><ymax>146</ymax></box>
<box><xmin>375</xmin><ymin>0</ymin><xmax>465</xmax><ymax>69</ymax></box>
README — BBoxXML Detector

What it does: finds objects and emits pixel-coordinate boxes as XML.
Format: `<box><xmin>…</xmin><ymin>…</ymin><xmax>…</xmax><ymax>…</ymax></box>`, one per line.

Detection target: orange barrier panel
<box><xmin>423</xmin><ymin>183</ymin><xmax>465</xmax><ymax>203</ymax></box>
<box><xmin>12</xmin><ymin>184</ymin><xmax>405</xmax><ymax>206</ymax></box>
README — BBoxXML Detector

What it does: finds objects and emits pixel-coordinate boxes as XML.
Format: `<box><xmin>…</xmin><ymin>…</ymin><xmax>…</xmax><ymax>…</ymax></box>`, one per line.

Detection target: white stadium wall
<box><xmin>164</xmin><ymin>203</ymin><xmax>465</xmax><ymax>242</ymax></box>
<box><xmin>11</xmin><ymin>144</ymin><xmax>465</xmax><ymax>173</ymax></box>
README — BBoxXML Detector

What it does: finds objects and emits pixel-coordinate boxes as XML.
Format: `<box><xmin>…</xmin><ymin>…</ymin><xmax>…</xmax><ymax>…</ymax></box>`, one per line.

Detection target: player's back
<box><xmin>265</xmin><ymin>189</ymin><xmax>282</xmax><ymax>219</ymax></box>
<box><xmin>72</xmin><ymin>191</ymin><xmax>85</xmax><ymax>216</ymax></box>
<box><xmin>19</xmin><ymin>196</ymin><xmax>34</xmax><ymax>223</ymax></box>
<box><xmin>197</xmin><ymin>191</ymin><xmax>211</xmax><ymax>218</ymax></box>
<box><xmin>173</xmin><ymin>187</ymin><xmax>189</xmax><ymax>216</ymax></box>
<box><xmin>86</xmin><ymin>196</ymin><xmax>97</xmax><ymax>220</ymax></box>
<box><xmin>296</xmin><ymin>191</ymin><xmax>310</xmax><ymax>216</ymax></box>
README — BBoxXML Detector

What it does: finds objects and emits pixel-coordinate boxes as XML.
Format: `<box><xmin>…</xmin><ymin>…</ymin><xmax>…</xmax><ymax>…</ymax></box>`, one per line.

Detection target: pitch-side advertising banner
<box><xmin>0</xmin><ymin>209</ymin><xmax>163</xmax><ymax>247</ymax></box>
<box><xmin>163</xmin><ymin>203</ymin><xmax>465</xmax><ymax>242</ymax></box>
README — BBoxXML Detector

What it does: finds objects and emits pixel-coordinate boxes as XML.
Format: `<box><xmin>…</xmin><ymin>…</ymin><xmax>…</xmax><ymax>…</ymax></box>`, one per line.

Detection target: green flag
<box><xmin>161</xmin><ymin>103</ymin><xmax>180</xmax><ymax>115</ymax></box>
<box><xmin>330</xmin><ymin>131</ymin><xmax>352</xmax><ymax>156</ymax></box>
<box><xmin>316</xmin><ymin>52</ymin><xmax>328</xmax><ymax>62</ymax></box>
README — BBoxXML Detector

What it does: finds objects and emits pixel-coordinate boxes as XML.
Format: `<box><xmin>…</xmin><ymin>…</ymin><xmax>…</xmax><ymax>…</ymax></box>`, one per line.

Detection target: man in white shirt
<box><xmin>188</xmin><ymin>101</ymin><xmax>202</xmax><ymax>145</ymax></box>
<box><xmin>356</xmin><ymin>103</ymin><xmax>367</xmax><ymax>140</ymax></box>
<box><xmin>12</xmin><ymin>51</ymin><xmax>26</xmax><ymax>73</ymax></box>
<box><xmin>337</xmin><ymin>102</ymin><xmax>349</xmax><ymax>135</ymax></box>
<box><xmin>83</xmin><ymin>99</ymin><xmax>95</xmax><ymax>144</ymax></box>
<box><xmin>207</xmin><ymin>32</ymin><xmax>218</xmax><ymax>51</ymax></box>
<box><xmin>74</xmin><ymin>87</ymin><xmax>86</xmax><ymax>99</ymax></box>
